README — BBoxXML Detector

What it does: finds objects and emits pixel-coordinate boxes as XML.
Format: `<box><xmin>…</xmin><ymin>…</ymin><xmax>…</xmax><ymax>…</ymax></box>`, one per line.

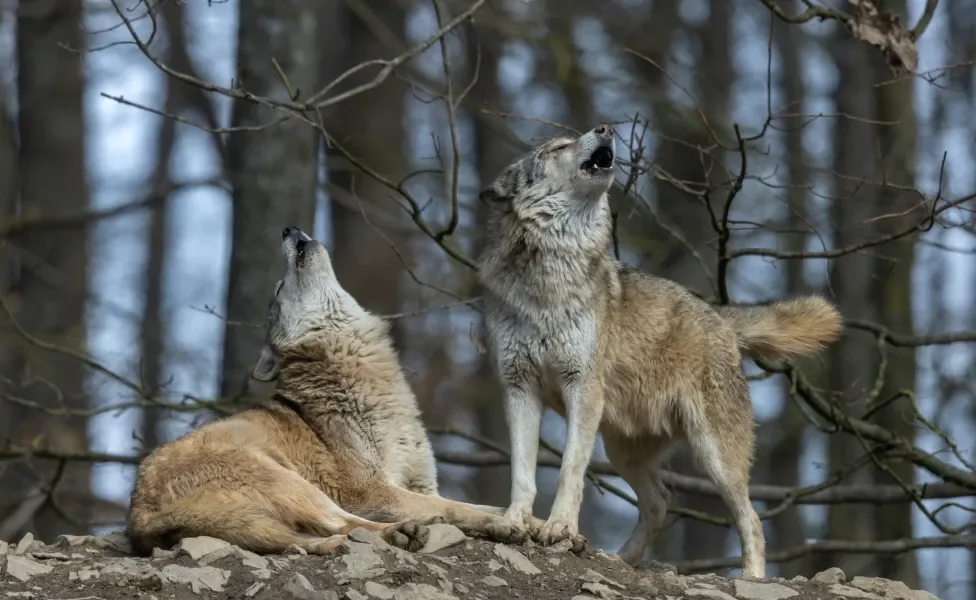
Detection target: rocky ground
<box><xmin>0</xmin><ymin>528</ymin><xmax>940</xmax><ymax>600</ymax></box>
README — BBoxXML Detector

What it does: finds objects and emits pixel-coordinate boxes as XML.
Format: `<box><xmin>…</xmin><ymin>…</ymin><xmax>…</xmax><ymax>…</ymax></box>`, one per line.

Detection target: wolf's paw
<box><xmin>526</xmin><ymin>515</ymin><xmax>547</xmax><ymax>538</ymax></box>
<box><xmin>537</xmin><ymin>518</ymin><xmax>587</xmax><ymax>553</ymax></box>
<box><xmin>383</xmin><ymin>522</ymin><xmax>430</xmax><ymax>552</ymax></box>
<box><xmin>468</xmin><ymin>517</ymin><xmax>529</xmax><ymax>545</ymax></box>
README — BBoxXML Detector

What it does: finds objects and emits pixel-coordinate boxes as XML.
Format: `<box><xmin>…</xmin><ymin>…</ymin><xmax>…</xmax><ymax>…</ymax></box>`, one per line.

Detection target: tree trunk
<box><xmin>140</xmin><ymin>126</ymin><xmax>171</xmax><ymax>451</ymax></box>
<box><xmin>0</xmin><ymin>80</ymin><xmax>15</xmax><ymax>298</ymax></box>
<box><xmin>544</xmin><ymin>0</ymin><xmax>591</xmax><ymax>131</ymax></box>
<box><xmin>0</xmin><ymin>58</ymin><xmax>17</xmax><ymax>470</ymax></box>
<box><xmin>0</xmin><ymin>0</ymin><xmax>92</xmax><ymax>540</ymax></box>
<box><xmin>220</xmin><ymin>0</ymin><xmax>320</xmax><ymax>403</ymax></box>
<box><xmin>818</xmin><ymin>24</ymin><xmax>881</xmax><ymax>576</ymax></box>
<box><xmin>766</xmin><ymin>12</ymin><xmax>813</xmax><ymax>579</ymax></box>
<box><xmin>320</xmin><ymin>0</ymin><xmax>409</xmax><ymax>342</ymax></box>
<box><xmin>868</xmin><ymin>0</ymin><xmax>918</xmax><ymax>583</ymax></box>
<box><xmin>139</xmin><ymin>0</ymin><xmax>182</xmax><ymax>451</ymax></box>
<box><xmin>944</xmin><ymin>1</ymin><xmax>976</xmax><ymax>588</ymax></box>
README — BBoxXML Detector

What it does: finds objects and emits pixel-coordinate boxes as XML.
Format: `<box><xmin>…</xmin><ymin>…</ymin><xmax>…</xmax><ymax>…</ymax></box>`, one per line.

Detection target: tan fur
<box><xmin>127</xmin><ymin>405</ymin><xmax>426</xmax><ymax>555</ymax></box>
<box><xmin>715</xmin><ymin>297</ymin><xmax>843</xmax><ymax>360</ymax></box>
<box><xmin>127</xmin><ymin>227</ymin><xmax>536</xmax><ymax>555</ymax></box>
<box><xmin>476</xmin><ymin>126</ymin><xmax>842</xmax><ymax>578</ymax></box>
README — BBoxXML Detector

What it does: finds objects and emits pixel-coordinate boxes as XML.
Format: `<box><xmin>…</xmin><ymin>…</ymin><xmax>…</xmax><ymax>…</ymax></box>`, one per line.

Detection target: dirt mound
<box><xmin>0</xmin><ymin>530</ymin><xmax>940</xmax><ymax>600</ymax></box>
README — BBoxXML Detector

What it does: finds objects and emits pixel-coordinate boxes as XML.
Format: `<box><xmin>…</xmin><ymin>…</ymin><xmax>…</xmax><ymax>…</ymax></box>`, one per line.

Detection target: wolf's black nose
<box><xmin>593</xmin><ymin>124</ymin><xmax>613</xmax><ymax>136</ymax></box>
<box><xmin>282</xmin><ymin>226</ymin><xmax>300</xmax><ymax>240</ymax></box>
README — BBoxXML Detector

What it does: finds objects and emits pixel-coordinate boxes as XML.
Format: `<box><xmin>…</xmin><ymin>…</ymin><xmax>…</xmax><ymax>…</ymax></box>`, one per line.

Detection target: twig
<box><xmin>431</xmin><ymin>0</ymin><xmax>463</xmax><ymax>242</ymax></box>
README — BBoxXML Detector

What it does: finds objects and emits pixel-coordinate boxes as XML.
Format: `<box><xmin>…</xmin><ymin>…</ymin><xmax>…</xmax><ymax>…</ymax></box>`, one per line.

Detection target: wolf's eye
<box><xmin>550</xmin><ymin>143</ymin><xmax>571</xmax><ymax>152</ymax></box>
<box><xmin>275</xmin><ymin>280</ymin><xmax>284</xmax><ymax>297</ymax></box>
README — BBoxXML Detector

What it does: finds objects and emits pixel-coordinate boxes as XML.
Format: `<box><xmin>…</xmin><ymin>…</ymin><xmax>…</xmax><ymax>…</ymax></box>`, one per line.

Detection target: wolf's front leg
<box><xmin>538</xmin><ymin>374</ymin><xmax>603</xmax><ymax>552</ymax></box>
<box><xmin>502</xmin><ymin>385</ymin><xmax>544</xmax><ymax>526</ymax></box>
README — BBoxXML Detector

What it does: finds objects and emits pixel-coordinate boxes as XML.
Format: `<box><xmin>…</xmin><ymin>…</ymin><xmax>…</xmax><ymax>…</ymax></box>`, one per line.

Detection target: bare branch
<box><xmin>431</xmin><ymin>448</ymin><xmax>975</xmax><ymax>505</ymax></box>
<box><xmin>674</xmin><ymin>534</ymin><xmax>976</xmax><ymax>574</ymax></box>
<box><xmin>0</xmin><ymin>178</ymin><xmax>224</xmax><ymax>243</ymax></box>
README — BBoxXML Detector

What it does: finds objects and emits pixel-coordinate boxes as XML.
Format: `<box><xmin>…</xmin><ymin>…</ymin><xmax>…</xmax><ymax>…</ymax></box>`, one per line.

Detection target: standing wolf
<box><xmin>128</xmin><ymin>226</ymin><xmax>533</xmax><ymax>555</ymax></box>
<box><xmin>476</xmin><ymin>124</ymin><xmax>842</xmax><ymax>578</ymax></box>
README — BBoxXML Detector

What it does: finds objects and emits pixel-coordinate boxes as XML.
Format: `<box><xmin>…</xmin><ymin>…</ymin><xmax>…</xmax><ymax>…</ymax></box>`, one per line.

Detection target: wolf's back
<box><xmin>715</xmin><ymin>296</ymin><xmax>842</xmax><ymax>360</ymax></box>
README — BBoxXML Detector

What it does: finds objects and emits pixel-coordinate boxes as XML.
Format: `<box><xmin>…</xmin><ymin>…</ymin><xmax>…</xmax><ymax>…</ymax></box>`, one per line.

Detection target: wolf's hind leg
<box><xmin>130</xmin><ymin>448</ymin><xmax>431</xmax><ymax>554</ymax></box>
<box><xmin>685</xmin><ymin>376</ymin><xmax>765</xmax><ymax>579</ymax></box>
<box><xmin>266</xmin><ymin>462</ymin><xmax>430</xmax><ymax>552</ymax></box>
<box><xmin>603</xmin><ymin>432</ymin><xmax>672</xmax><ymax>568</ymax></box>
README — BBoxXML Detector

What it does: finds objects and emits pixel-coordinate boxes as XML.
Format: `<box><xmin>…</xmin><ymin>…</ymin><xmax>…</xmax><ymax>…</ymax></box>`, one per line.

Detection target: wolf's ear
<box><xmin>250</xmin><ymin>342</ymin><xmax>280</xmax><ymax>382</ymax></box>
<box><xmin>478</xmin><ymin>165</ymin><xmax>520</xmax><ymax>205</ymax></box>
<box><xmin>478</xmin><ymin>186</ymin><xmax>505</xmax><ymax>204</ymax></box>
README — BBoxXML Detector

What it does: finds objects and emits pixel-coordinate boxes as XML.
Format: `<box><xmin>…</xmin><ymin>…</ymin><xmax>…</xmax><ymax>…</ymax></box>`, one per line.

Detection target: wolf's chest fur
<box><xmin>478</xmin><ymin>198</ymin><xmax>620</xmax><ymax>393</ymax></box>
<box><xmin>481</xmin><ymin>250</ymin><xmax>609</xmax><ymax>396</ymax></box>
<box><xmin>280</xmin><ymin>359</ymin><xmax>438</xmax><ymax>495</ymax></box>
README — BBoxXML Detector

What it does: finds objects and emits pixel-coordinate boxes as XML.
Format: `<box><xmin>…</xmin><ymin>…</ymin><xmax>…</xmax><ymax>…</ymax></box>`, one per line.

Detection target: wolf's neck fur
<box><xmin>273</xmin><ymin>313</ymin><xmax>417</xmax><ymax>420</ymax></box>
<box><xmin>478</xmin><ymin>192</ymin><xmax>617</xmax><ymax>314</ymax></box>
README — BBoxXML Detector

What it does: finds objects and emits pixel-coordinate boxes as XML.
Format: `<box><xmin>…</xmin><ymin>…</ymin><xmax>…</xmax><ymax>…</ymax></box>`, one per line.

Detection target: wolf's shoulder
<box><xmin>615</xmin><ymin>263</ymin><xmax>709</xmax><ymax>305</ymax></box>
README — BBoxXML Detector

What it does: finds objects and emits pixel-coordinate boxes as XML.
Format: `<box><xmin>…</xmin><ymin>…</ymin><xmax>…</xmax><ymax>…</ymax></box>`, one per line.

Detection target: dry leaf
<box><xmin>846</xmin><ymin>0</ymin><xmax>918</xmax><ymax>74</ymax></box>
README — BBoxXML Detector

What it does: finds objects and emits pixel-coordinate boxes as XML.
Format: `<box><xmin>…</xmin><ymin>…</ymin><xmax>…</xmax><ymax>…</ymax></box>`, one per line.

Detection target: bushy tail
<box><xmin>715</xmin><ymin>296</ymin><xmax>843</xmax><ymax>360</ymax></box>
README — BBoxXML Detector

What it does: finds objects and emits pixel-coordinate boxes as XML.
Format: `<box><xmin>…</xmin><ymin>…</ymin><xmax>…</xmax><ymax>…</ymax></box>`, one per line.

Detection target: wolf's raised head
<box><xmin>479</xmin><ymin>124</ymin><xmax>616</xmax><ymax>213</ymax></box>
<box><xmin>250</xmin><ymin>225</ymin><xmax>378</xmax><ymax>382</ymax></box>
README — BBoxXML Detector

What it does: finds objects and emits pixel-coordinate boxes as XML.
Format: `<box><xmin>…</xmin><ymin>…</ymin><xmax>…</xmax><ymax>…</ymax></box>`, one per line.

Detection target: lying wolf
<box><xmin>128</xmin><ymin>226</ymin><xmax>534</xmax><ymax>555</ymax></box>
<box><xmin>476</xmin><ymin>124</ymin><xmax>842</xmax><ymax>578</ymax></box>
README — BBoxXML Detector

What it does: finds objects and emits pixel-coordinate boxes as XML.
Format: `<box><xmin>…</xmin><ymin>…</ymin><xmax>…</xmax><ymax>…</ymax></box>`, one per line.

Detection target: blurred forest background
<box><xmin>1</xmin><ymin>0</ymin><xmax>975</xmax><ymax>598</ymax></box>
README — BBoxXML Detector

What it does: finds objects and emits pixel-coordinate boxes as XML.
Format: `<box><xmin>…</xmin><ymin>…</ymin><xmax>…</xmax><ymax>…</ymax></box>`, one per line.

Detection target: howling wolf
<box><xmin>128</xmin><ymin>226</ymin><xmax>536</xmax><ymax>555</ymax></box>
<box><xmin>476</xmin><ymin>124</ymin><xmax>842</xmax><ymax>578</ymax></box>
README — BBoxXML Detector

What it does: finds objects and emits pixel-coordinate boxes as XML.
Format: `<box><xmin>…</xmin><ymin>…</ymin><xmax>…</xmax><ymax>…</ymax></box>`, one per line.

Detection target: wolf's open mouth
<box><xmin>581</xmin><ymin>145</ymin><xmax>614</xmax><ymax>172</ymax></box>
<box><xmin>295</xmin><ymin>239</ymin><xmax>307</xmax><ymax>267</ymax></box>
